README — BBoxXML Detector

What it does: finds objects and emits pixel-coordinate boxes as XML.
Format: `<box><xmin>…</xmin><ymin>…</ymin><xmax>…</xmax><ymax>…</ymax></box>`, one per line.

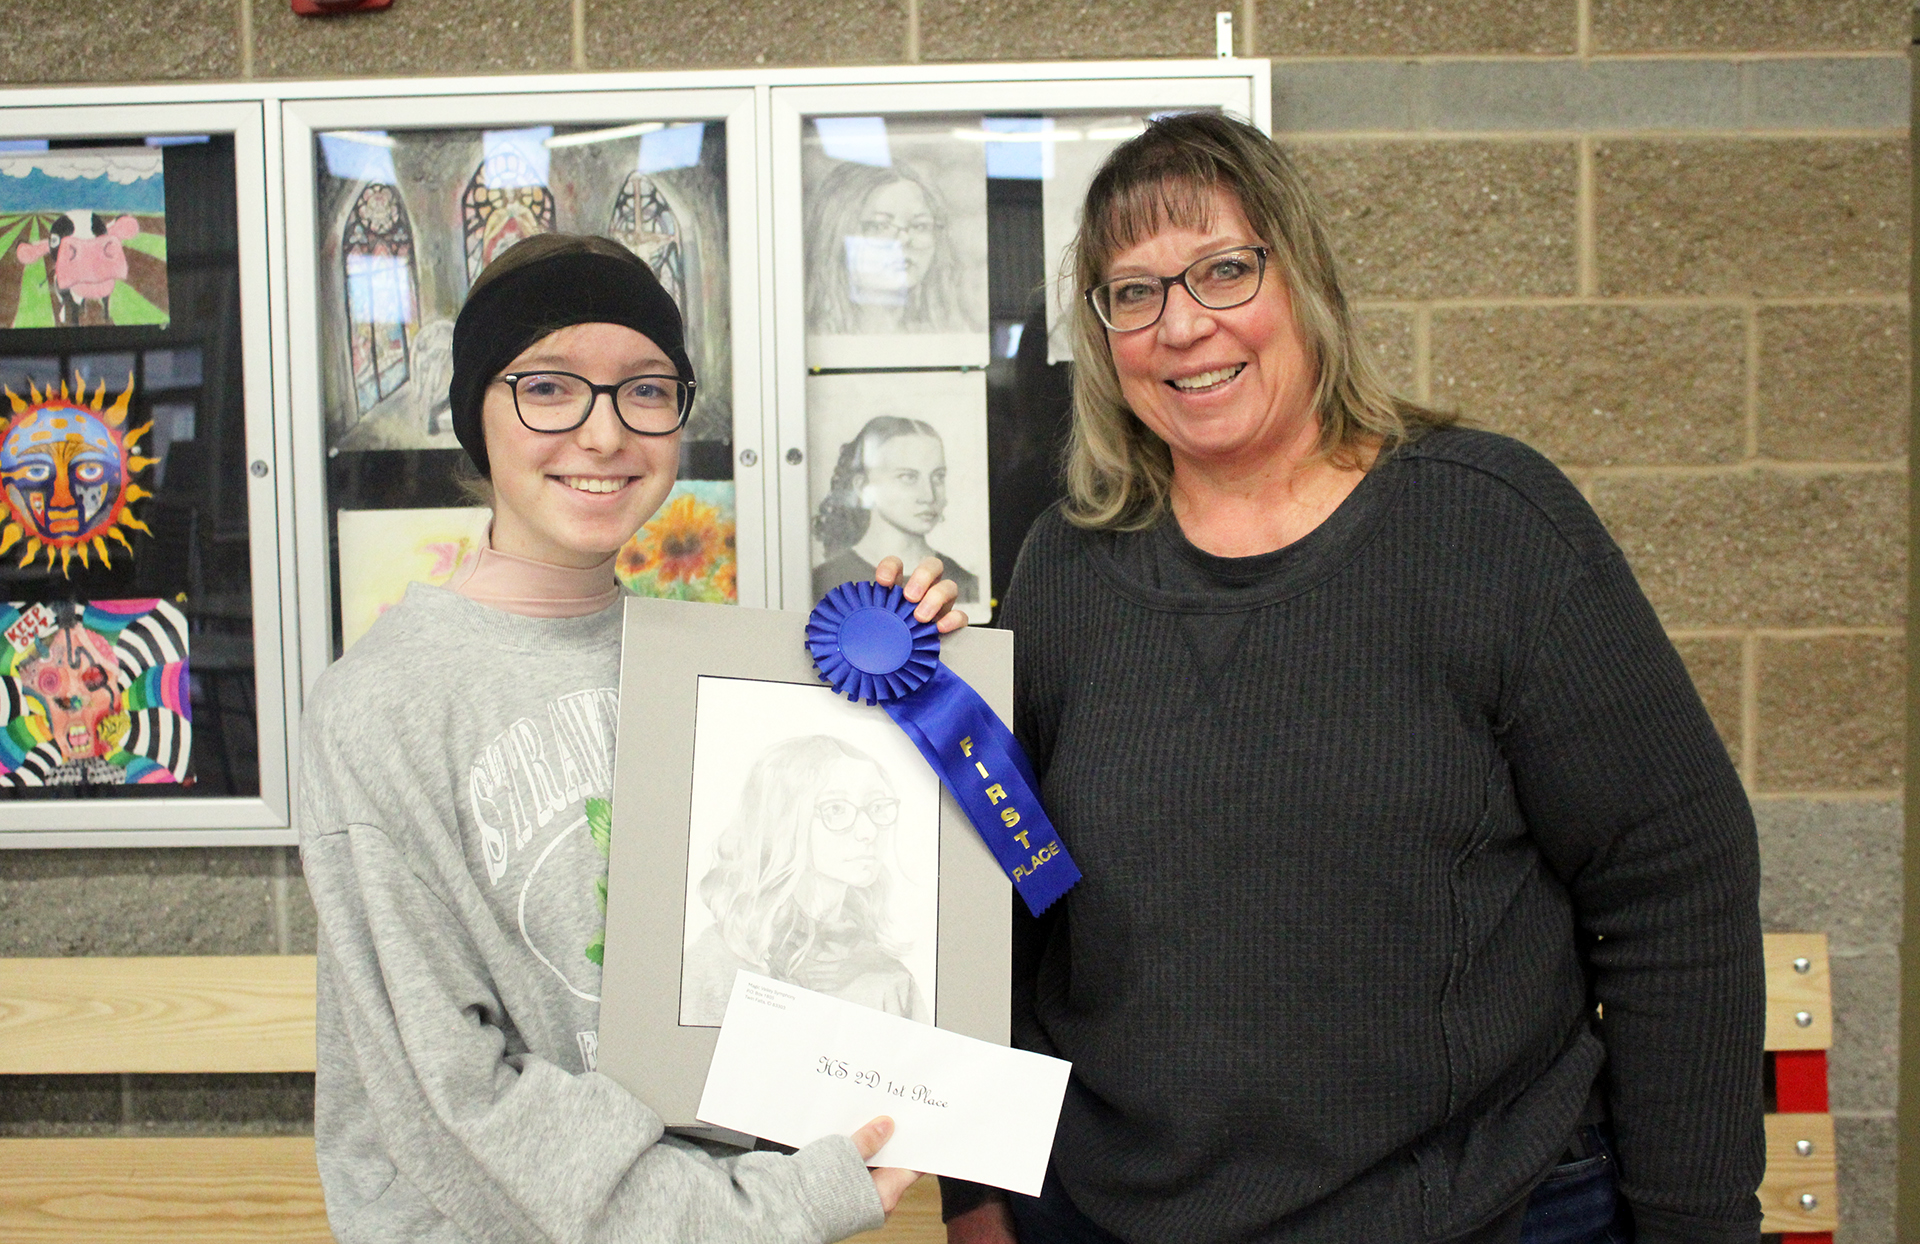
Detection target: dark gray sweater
<box><xmin>958</xmin><ymin>428</ymin><xmax>1763</xmax><ymax>1243</ymax></box>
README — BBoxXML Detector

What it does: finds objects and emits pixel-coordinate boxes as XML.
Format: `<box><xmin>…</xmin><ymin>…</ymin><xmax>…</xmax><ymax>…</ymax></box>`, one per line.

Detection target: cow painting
<box><xmin>0</xmin><ymin>145</ymin><xmax>171</xmax><ymax>330</ymax></box>
<box><xmin>14</xmin><ymin>211</ymin><xmax>141</xmax><ymax>327</ymax></box>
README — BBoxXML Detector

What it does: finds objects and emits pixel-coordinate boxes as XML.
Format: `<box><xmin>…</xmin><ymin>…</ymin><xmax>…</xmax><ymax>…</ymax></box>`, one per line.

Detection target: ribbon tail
<box><xmin>883</xmin><ymin>667</ymin><xmax>1081</xmax><ymax>917</ymax></box>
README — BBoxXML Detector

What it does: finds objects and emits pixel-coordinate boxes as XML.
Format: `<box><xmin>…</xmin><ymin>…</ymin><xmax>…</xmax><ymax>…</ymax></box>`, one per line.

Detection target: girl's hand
<box><xmin>874</xmin><ymin>556</ymin><xmax>969</xmax><ymax>634</ymax></box>
<box><xmin>851</xmin><ymin>1115</ymin><xmax>921</xmax><ymax>1215</ymax></box>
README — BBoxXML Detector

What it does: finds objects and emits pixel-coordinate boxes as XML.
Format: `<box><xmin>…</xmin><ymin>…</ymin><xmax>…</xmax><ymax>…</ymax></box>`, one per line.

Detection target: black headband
<box><xmin>449</xmin><ymin>248</ymin><xmax>695</xmax><ymax>477</ymax></box>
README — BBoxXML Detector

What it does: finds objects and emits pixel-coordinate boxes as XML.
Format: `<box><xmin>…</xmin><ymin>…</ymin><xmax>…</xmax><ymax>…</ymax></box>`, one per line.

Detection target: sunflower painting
<box><xmin>617</xmin><ymin>481</ymin><xmax>735</xmax><ymax>604</ymax></box>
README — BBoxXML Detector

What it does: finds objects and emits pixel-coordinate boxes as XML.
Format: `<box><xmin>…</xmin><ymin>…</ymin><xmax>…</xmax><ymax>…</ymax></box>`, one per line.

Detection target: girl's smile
<box><xmin>481</xmin><ymin>322</ymin><xmax>682</xmax><ymax>568</ymax></box>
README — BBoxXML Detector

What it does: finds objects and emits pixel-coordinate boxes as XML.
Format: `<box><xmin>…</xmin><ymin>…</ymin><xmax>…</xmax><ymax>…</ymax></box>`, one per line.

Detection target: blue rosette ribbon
<box><xmin>806</xmin><ymin>580</ymin><xmax>1081</xmax><ymax>916</ymax></box>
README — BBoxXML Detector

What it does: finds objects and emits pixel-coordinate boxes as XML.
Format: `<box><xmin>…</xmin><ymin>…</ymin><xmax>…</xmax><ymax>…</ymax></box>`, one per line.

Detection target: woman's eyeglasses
<box><xmin>495</xmin><ymin>371</ymin><xmax>694</xmax><ymax>436</ymax></box>
<box><xmin>815</xmin><ymin>797</ymin><xmax>900</xmax><ymax>833</ymax></box>
<box><xmin>1085</xmin><ymin>245</ymin><xmax>1270</xmax><ymax>333</ymax></box>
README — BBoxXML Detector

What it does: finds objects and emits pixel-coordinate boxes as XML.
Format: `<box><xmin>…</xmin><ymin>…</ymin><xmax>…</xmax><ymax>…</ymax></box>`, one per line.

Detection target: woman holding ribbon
<box><xmin>298</xmin><ymin>232</ymin><xmax>964</xmax><ymax>1244</ymax></box>
<box><xmin>943</xmin><ymin>113</ymin><xmax>1764</xmax><ymax>1244</ymax></box>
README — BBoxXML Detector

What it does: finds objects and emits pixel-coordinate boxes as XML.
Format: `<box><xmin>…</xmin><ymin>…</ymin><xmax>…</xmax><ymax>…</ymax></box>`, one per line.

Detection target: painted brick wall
<box><xmin>0</xmin><ymin>0</ymin><xmax>1908</xmax><ymax>1238</ymax></box>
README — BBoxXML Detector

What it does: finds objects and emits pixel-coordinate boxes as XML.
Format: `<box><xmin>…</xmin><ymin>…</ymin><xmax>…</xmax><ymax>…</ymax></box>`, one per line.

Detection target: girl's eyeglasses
<box><xmin>495</xmin><ymin>370</ymin><xmax>694</xmax><ymax>436</ymax></box>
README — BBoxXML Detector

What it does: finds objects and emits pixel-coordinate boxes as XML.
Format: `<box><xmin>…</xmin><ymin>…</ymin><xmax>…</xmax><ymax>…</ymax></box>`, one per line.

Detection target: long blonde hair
<box><xmin>1064</xmin><ymin>112</ymin><xmax>1453</xmax><ymax>530</ymax></box>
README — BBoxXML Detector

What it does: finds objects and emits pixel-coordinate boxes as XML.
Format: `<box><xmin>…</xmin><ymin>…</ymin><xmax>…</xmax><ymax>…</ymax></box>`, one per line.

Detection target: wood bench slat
<box><xmin>1763</xmin><ymin>933</ymin><xmax>1831</xmax><ymax>1052</ymax></box>
<box><xmin>0</xmin><ymin>957</ymin><xmax>317</xmax><ymax>1075</ymax></box>
<box><xmin>1758</xmin><ymin>1112</ymin><xmax>1838</xmax><ymax>1233</ymax></box>
<box><xmin>847</xmin><ymin>1178</ymin><xmax>945</xmax><ymax>1243</ymax></box>
<box><xmin>0</xmin><ymin>1137</ymin><xmax>330</xmax><ymax>1242</ymax></box>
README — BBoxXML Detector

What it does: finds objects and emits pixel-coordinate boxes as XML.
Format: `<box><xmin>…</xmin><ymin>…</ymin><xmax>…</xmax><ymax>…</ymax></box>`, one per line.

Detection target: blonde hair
<box><xmin>1064</xmin><ymin>112</ymin><xmax>1453</xmax><ymax>530</ymax></box>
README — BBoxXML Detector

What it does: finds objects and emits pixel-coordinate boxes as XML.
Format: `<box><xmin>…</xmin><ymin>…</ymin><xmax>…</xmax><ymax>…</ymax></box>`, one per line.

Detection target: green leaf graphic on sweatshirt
<box><xmin>586</xmin><ymin>796</ymin><xmax>612</xmax><ymax>967</ymax></box>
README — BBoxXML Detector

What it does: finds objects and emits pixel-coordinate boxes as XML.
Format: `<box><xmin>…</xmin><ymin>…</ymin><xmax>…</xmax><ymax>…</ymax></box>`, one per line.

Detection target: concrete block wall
<box><xmin>0</xmin><ymin>0</ymin><xmax>1908</xmax><ymax>1238</ymax></box>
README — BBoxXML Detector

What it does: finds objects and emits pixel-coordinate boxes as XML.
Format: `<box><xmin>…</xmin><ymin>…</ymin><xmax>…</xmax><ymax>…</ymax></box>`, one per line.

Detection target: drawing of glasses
<box><xmin>815</xmin><ymin>797</ymin><xmax>901</xmax><ymax>832</ymax></box>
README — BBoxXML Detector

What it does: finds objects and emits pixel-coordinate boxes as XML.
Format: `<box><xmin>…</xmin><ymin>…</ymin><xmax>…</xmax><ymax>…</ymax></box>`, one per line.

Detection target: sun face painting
<box><xmin>0</xmin><ymin>374</ymin><xmax>156</xmax><ymax>576</ymax></box>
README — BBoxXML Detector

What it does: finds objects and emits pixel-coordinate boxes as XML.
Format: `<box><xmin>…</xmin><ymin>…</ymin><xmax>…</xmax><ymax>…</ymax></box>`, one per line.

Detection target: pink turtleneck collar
<box><xmin>445</xmin><ymin>542</ymin><xmax>621</xmax><ymax>618</ymax></box>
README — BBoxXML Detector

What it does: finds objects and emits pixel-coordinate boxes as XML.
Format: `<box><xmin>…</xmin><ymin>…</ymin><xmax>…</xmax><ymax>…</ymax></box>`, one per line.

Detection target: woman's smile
<box><xmin>1168</xmin><ymin>363</ymin><xmax>1246</xmax><ymax>394</ymax></box>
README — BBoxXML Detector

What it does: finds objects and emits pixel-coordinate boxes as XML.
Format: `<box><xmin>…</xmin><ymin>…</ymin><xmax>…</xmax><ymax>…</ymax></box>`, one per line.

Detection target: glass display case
<box><xmin>0</xmin><ymin>101</ymin><xmax>290</xmax><ymax>840</ymax></box>
<box><xmin>768</xmin><ymin>76</ymin><xmax>1259</xmax><ymax>617</ymax></box>
<box><xmin>281</xmin><ymin>88</ymin><xmax>763</xmax><ymax>695</ymax></box>
<box><xmin>0</xmin><ymin>61</ymin><xmax>1265</xmax><ymax>843</ymax></box>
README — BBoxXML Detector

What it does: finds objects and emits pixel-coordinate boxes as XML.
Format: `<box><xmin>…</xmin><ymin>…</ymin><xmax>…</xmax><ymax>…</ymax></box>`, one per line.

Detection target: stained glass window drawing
<box><xmin>461</xmin><ymin>149</ymin><xmax>556</xmax><ymax>282</ymax></box>
<box><xmin>610</xmin><ymin>172</ymin><xmax>686</xmax><ymax>310</ymax></box>
<box><xmin>341</xmin><ymin>183</ymin><xmax>418</xmax><ymax>415</ymax></box>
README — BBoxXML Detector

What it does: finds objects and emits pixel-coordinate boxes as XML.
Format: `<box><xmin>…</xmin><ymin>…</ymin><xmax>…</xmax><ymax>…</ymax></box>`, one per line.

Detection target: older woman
<box><xmin>944</xmin><ymin>114</ymin><xmax>1763</xmax><ymax>1244</ymax></box>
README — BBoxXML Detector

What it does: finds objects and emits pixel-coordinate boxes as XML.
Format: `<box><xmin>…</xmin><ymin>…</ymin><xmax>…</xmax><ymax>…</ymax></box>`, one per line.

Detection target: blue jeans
<box><xmin>1518</xmin><ymin>1126</ymin><xmax>1632</xmax><ymax>1244</ymax></box>
<box><xmin>1007</xmin><ymin>1126</ymin><xmax>1633</xmax><ymax>1243</ymax></box>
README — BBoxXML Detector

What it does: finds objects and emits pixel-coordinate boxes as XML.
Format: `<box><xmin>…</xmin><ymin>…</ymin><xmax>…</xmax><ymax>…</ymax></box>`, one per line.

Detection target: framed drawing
<box><xmin>801</xmin><ymin>114</ymin><xmax>989</xmax><ymax>370</ymax></box>
<box><xmin>596</xmin><ymin>596</ymin><xmax>1012</xmax><ymax>1127</ymax></box>
<box><xmin>805</xmin><ymin>370</ymin><xmax>989</xmax><ymax>617</ymax></box>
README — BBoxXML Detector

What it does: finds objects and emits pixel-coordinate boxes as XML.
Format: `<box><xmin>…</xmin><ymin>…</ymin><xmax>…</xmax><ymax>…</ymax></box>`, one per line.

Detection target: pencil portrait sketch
<box><xmin>801</xmin><ymin>116</ymin><xmax>988</xmax><ymax>369</ymax></box>
<box><xmin>680</xmin><ymin>677</ymin><xmax>939</xmax><ymax>1027</ymax></box>
<box><xmin>806</xmin><ymin>370</ymin><xmax>991</xmax><ymax>618</ymax></box>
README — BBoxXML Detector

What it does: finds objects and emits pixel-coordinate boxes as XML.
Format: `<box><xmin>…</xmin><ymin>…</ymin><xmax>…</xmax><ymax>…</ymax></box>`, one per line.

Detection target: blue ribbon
<box><xmin>807</xmin><ymin>581</ymin><xmax>1080</xmax><ymax>916</ymax></box>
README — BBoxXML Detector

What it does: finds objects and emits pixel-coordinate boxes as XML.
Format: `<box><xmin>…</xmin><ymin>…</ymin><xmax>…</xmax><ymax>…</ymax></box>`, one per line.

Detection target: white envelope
<box><xmin>697</xmin><ymin>971</ymin><xmax>1071</xmax><ymax>1196</ymax></box>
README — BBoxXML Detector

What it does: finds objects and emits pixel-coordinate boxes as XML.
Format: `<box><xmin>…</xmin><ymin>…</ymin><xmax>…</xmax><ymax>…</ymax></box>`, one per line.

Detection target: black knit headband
<box><xmin>448</xmin><ymin>248</ymin><xmax>695</xmax><ymax>477</ymax></box>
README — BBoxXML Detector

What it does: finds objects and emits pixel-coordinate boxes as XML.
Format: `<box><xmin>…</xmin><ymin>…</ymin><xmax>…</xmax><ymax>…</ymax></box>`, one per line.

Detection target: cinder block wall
<box><xmin>0</xmin><ymin>1</ymin><xmax>1908</xmax><ymax>1239</ymax></box>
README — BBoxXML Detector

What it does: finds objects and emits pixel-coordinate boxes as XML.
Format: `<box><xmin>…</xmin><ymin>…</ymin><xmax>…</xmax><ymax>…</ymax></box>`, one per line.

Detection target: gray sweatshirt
<box><xmin>298</xmin><ymin>584</ymin><xmax>883</xmax><ymax>1244</ymax></box>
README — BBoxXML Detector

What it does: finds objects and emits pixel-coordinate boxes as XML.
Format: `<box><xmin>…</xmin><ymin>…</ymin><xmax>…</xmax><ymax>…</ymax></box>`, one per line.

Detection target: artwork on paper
<box><xmin>806</xmin><ymin>370</ymin><xmax>989</xmax><ymax>617</ymax></box>
<box><xmin>1039</xmin><ymin>116</ymin><xmax>1147</xmax><ymax>364</ymax></box>
<box><xmin>679</xmin><ymin>675</ymin><xmax>939</xmax><ymax>1028</ymax></box>
<box><xmin>0</xmin><ymin>146</ymin><xmax>169</xmax><ymax>330</ymax></box>
<box><xmin>802</xmin><ymin>116</ymin><xmax>989</xmax><ymax>369</ymax></box>
<box><xmin>0</xmin><ymin>373</ymin><xmax>157</xmax><ymax>577</ymax></box>
<box><xmin>615</xmin><ymin>480</ymin><xmax>736</xmax><ymax>604</ymax></box>
<box><xmin>315</xmin><ymin>122</ymin><xmax>731</xmax><ymax>454</ymax></box>
<box><xmin>0</xmin><ymin>598</ymin><xmax>190</xmax><ymax>787</ymax></box>
<box><xmin>335</xmin><ymin>506</ymin><xmax>492</xmax><ymax>651</ymax></box>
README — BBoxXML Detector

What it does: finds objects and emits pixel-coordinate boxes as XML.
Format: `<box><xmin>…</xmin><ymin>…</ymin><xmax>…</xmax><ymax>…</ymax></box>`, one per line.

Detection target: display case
<box><xmin>282</xmin><ymin>87</ymin><xmax>763</xmax><ymax>693</ymax></box>
<box><xmin>0</xmin><ymin>101</ymin><xmax>292</xmax><ymax>842</ymax></box>
<box><xmin>0</xmin><ymin>60</ymin><xmax>1265</xmax><ymax>844</ymax></box>
<box><xmin>768</xmin><ymin>75</ymin><xmax>1260</xmax><ymax>616</ymax></box>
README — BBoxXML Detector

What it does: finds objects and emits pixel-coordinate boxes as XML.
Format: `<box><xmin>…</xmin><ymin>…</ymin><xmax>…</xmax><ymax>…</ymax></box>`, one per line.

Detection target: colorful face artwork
<box><xmin>0</xmin><ymin>146</ymin><xmax>170</xmax><ymax>330</ymax></box>
<box><xmin>0</xmin><ymin>598</ymin><xmax>191</xmax><ymax>786</ymax></box>
<box><xmin>0</xmin><ymin>373</ymin><xmax>156</xmax><ymax>576</ymax></box>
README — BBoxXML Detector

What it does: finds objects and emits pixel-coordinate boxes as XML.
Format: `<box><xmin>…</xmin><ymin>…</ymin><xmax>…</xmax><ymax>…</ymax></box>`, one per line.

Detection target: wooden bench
<box><xmin>0</xmin><ymin>954</ymin><xmax>941</xmax><ymax>1241</ymax></box>
<box><xmin>1760</xmin><ymin>932</ymin><xmax>1839</xmax><ymax>1241</ymax></box>
<box><xmin>4</xmin><ymin>939</ymin><xmax>1834</xmax><ymax>1241</ymax></box>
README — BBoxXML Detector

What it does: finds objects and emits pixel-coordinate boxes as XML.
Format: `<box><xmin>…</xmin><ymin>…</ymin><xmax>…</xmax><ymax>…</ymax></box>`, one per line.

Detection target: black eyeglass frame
<box><xmin>1084</xmin><ymin>245</ymin><xmax>1272</xmax><ymax>333</ymax></box>
<box><xmin>494</xmin><ymin>370</ymin><xmax>696</xmax><ymax>437</ymax></box>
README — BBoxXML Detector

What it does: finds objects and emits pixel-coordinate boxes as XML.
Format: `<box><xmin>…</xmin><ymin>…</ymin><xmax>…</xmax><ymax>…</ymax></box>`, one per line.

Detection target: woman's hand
<box><xmin>851</xmin><ymin>1116</ymin><xmax>921</xmax><ymax>1215</ymax></box>
<box><xmin>946</xmin><ymin>1197</ymin><xmax>1018</xmax><ymax>1243</ymax></box>
<box><xmin>874</xmin><ymin>556</ymin><xmax>969</xmax><ymax>634</ymax></box>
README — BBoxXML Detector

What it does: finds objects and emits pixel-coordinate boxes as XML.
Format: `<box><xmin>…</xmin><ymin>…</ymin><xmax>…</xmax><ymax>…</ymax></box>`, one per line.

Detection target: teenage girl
<box><xmin>299</xmin><ymin>233</ymin><xmax>964</xmax><ymax>1243</ymax></box>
